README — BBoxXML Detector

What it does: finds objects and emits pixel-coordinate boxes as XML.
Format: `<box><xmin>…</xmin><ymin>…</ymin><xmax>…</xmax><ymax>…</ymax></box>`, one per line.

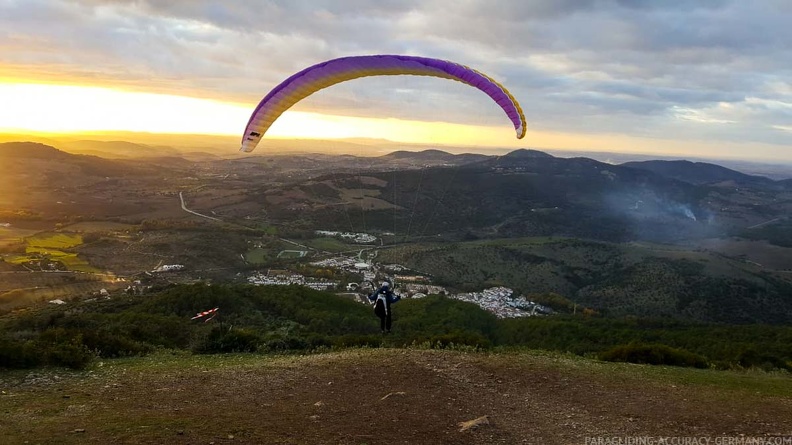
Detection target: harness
<box><xmin>375</xmin><ymin>292</ymin><xmax>389</xmax><ymax>315</ymax></box>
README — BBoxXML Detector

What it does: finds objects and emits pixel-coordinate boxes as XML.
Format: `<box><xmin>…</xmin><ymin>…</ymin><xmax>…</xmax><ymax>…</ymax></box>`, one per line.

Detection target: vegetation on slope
<box><xmin>1</xmin><ymin>284</ymin><xmax>791</xmax><ymax>372</ymax></box>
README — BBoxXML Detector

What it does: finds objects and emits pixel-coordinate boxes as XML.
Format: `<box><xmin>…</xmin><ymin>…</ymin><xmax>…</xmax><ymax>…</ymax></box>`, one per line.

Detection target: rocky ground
<box><xmin>1</xmin><ymin>349</ymin><xmax>791</xmax><ymax>444</ymax></box>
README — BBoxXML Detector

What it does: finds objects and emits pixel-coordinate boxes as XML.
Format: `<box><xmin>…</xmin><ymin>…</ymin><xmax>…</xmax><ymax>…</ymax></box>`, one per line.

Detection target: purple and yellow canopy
<box><xmin>240</xmin><ymin>55</ymin><xmax>526</xmax><ymax>152</ymax></box>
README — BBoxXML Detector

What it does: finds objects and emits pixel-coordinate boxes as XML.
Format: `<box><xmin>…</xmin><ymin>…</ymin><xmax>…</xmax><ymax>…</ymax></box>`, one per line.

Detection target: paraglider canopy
<box><xmin>240</xmin><ymin>55</ymin><xmax>526</xmax><ymax>153</ymax></box>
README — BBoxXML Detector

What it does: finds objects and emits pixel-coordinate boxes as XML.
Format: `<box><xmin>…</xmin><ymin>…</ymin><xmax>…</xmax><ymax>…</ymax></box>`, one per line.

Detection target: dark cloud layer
<box><xmin>1</xmin><ymin>0</ymin><xmax>790</xmax><ymax>149</ymax></box>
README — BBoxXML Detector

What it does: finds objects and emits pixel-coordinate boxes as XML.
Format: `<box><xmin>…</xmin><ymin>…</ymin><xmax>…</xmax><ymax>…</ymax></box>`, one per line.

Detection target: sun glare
<box><xmin>0</xmin><ymin>83</ymin><xmax>249</xmax><ymax>134</ymax></box>
<box><xmin>0</xmin><ymin>82</ymin><xmax>523</xmax><ymax>147</ymax></box>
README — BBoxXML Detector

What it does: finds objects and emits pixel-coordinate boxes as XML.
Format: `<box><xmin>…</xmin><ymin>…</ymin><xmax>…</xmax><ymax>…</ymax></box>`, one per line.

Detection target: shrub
<box><xmin>261</xmin><ymin>335</ymin><xmax>308</xmax><ymax>352</ymax></box>
<box><xmin>193</xmin><ymin>326</ymin><xmax>261</xmax><ymax>354</ymax></box>
<box><xmin>81</xmin><ymin>331</ymin><xmax>154</xmax><ymax>358</ymax></box>
<box><xmin>599</xmin><ymin>343</ymin><xmax>708</xmax><ymax>369</ymax></box>
<box><xmin>737</xmin><ymin>349</ymin><xmax>792</xmax><ymax>372</ymax></box>
<box><xmin>43</xmin><ymin>335</ymin><xmax>96</xmax><ymax>370</ymax></box>
<box><xmin>0</xmin><ymin>337</ymin><xmax>41</xmax><ymax>369</ymax></box>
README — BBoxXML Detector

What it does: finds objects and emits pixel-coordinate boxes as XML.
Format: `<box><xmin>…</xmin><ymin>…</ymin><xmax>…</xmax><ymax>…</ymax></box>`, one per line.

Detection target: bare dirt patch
<box><xmin>1</xmin><ymin>349</ymin><xmax>790</xmax><ymax>444</ymax></box>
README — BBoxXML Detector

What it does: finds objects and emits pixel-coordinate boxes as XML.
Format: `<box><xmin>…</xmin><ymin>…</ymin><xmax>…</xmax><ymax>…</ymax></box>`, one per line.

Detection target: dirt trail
<box><xmin>1</xmin><ymin>349</ymin><xmax>791</xmax><ymax>444</ymax></box>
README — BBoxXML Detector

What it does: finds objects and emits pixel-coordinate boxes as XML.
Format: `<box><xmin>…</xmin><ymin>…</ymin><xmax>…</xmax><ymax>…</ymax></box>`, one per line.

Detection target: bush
<box><xmin>44</xmin><ymin>335</ymin><xmax>95</xmax><ymax>370</ymax></box>
<box><xmin>0</xmin><ymin>337</ymin><xmax>41</xmax><ymax>369</ymax></box>
<box><xmin>81</xmin><ymin>331</ymin><xmax>154</xmax><ymax>358</ymax></box>
<box><xmin>261</xmin><ymin>335</ymin><xmax>309</xmax><ymax>352</ymax></box>
<box><xmin>193</xmin><ymin>326</ymin><xmax>261</xmax><ymax>354</ymax></box>
<box><xmin>737</xmin><ymin>349</ymin><xmax>792</xmax><ymax>372</ymax></box>
<box><xmin>599</xmin><ymin>343</ymin><xmax>708</xmax><ymax>369</ymax></box>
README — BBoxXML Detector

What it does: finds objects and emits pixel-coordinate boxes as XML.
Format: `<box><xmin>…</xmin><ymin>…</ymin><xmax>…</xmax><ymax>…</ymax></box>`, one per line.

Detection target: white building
<box><xmin>153</xmin><ymin>264</ymin><xmax>185</xmax><ymax>273</ymax></box>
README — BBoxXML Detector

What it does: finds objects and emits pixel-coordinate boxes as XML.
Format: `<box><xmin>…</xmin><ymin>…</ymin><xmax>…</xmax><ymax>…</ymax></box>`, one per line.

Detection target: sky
<box><xmin>0</xmin><ymin>0</ymin><xmax>791</xmax><ymax>161</ymax></box>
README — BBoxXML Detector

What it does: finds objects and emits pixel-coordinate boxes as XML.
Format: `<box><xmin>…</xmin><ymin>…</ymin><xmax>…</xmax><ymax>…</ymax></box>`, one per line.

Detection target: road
<box><xmin>179</xmin><ymin>191</ymin><xmax>221</xmax><ymax>221</ymax></box>
<box><xmin>747</xmin><ymin>217</ymin><xmax>782</xmax><ymax>229</ymax></box>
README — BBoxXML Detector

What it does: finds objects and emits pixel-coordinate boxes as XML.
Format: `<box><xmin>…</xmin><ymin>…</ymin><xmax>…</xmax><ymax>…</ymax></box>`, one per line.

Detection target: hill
<box><xmin>621</xmin><ymin>159</ymin><xmax>777</xmax><ymax>187</ymax></box>
<box><xmin>0</xmin><ymin>142</ymin><xmax>192</xmax><ymax>220</ymax></box>
<box><xmin>256</xmin><ymin>148</ymin><xmax>792</xmax><ymax>245</ymax></box>
<box><xmin>380</xmin><ymin>148</ymin><xmax>488</xmax><ymax>163</ymax></box>
<box><xmin>2</xmin><ymin>142</ymin><xmax>792</xmax><ymax>325</ymax></box>
<box><xmin>3</xmin><ymin>284</ymin><xmax>791</xmax><ymax>368</ymax></box>
<box><xmin>2</xmin><ymin>283</ymin><xmax>791</xmax><ymax>443</ymax></box>
<box><xmin>0</xmin><ymin>142</ymin><xmax>149</xmax><ymax>173</ymax></box>
<box><xmin>57</xmin><ymin>140</ymin><xmax>182</xmax><ymax>159</ymax></box>
<box><xmin>378</xmin><ymin>238</ymin><xmax>792</xmax><ymax>324</ymax></box>
<box><xmin>493</xmin><ymin>148</ymin><xmax>555</xmax><ymax>159</ymax></box>
<box><xmin>273</xmin><ymin>150</ymin><xmax>715</xmax><ymax>242</ymax></box>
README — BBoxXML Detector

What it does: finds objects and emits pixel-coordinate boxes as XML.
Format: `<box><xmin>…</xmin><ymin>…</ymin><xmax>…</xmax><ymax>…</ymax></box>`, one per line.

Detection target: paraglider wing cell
<box><xmin>240</xmin><ymin>55</ymin><xmax>526</xmax><ymax>152</ymax></box>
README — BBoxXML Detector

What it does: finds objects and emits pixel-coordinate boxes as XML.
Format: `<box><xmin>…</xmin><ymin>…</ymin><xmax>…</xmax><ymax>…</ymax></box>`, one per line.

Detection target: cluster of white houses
<box><xmin>247</xmin><ymin>271</ymin><xmax>338</xmax><ymax>291</ymax></box>
<box><xmin>314</xmin><ymin>230</ymin><xmax>377</xmax><ymax>244</ymax></box>
<box><xmin>452</xmin><ymin>287</ymin><xmax>552</xmax><ymax>318</ymax></box>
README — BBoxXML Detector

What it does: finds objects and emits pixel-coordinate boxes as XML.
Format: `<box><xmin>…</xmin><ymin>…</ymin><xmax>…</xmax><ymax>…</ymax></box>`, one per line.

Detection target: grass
<box><xmin>244</xmin><ymin>247</ymin><xmax>270</xmax><ymax>264</ymax></box>
<box><xmin>5</xmin><ymin>348</ymin><xmax>788</xmax><ymax>398</ymax></box>
<box><xmin>1</xmin><ymin>348</ymin><xmax>790</xmax><ymax>444</ymax></box>
<box><xmin>27</xmin><ymin>233</ymin><xmax>83</xmax><ymax>249</ymax></box>
<box><xmin>277</xmin><ymin>250</ymin><xmax>307</xmax><ymax>258</ymax></box>
<box><xmin>61</xmin><ymin>221</ymin><xmax>136</xmax><ymax>232</ymax></box>
<box><xmin>490</xmin><ymin>348</ymin><xmax>792</xmax><ymax>398</ymax></box>
<box><xmin>303</xmin><ymin>237</ymin><xmax>354</xmax><ymax>252</ymax></box>
<box><xmin>4</xmin><ymin>254</ymin><xmax>31</xmax><ymax>264</ymax></box>
<box><xmin>24</xmin><ymin>247</ymin><xmax>97</xmax><ymax>272</ymax></box>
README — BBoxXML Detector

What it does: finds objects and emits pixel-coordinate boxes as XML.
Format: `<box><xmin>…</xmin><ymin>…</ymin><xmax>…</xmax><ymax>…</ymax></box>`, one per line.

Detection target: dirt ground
<box><xmin>1</xmin><ymin>349</ymin><xmax>791</xmax><ymax>444</ymax></box>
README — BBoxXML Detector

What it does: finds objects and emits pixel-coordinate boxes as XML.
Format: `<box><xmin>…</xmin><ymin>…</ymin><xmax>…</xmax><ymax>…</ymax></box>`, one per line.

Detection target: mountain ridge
<box><xmin>621</xmin><ymin>159</ymin><xmax>778</xmax><ymax>186</ymax></box>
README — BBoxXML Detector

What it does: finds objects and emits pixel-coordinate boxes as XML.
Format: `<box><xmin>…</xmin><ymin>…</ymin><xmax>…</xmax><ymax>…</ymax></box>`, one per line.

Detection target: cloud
<box><xmin>1</xmin><ymin>0</ymin><xmax>791</xmax><ymax>151</ymax></box>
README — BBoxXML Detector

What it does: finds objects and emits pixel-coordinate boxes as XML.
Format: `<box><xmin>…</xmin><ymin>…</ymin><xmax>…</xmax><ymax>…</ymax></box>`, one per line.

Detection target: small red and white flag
<box><xmin>191</xmin><ymin>307</ymin><xmax>219</xmax><ymax>322</ymax></box>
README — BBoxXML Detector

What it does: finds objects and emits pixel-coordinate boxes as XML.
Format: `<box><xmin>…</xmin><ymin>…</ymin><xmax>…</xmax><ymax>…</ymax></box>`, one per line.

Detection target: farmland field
<box><xmin>0</xmin><ymin>272</ymin><xmax>124</xmax><ymax>310</ymax></box>
<box><xmin>27</xmin><ymin>232</ymin><xmax>83</xmax><ymax>249</ymax></box>
<box><xmin>62</xmin><ymin>221</ymin><xmax>137</xmax><ymax>232</ymax></box>
<box><xmin>1</xmin><ymin>232</ymin><xmax>100</xmax><ymax>273</ymax></box>
<box><xmin>303</xmin><ymin>237</ymin><xmax>355</xmax><ymax>252</ymax></box>
<box><xmin>0</xmin><ymin>226</ymin><xmax>39</xmax><ymax>247</ymax></box>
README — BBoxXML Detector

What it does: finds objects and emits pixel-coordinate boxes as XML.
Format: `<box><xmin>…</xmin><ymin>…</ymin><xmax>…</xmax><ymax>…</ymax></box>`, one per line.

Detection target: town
<box><xmin>246</xmin><ymin>250</ymin><xmax>553</xmax><ymax>319</ymax></box>
<box><xmin>314</xmin><ymin>230</ymin><xmax>378</xmax><ymax>244</ymax></box>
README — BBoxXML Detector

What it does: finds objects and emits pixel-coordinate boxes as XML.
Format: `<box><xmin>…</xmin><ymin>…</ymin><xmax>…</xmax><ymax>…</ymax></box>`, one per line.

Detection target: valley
<box><xmin>1</xmin><ymin>141</ymin><xmax>792</xmax><ymax>325</ymax></box>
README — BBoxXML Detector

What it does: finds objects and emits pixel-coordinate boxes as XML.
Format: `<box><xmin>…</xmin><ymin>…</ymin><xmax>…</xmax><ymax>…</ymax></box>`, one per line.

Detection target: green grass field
<box><xmin>244</xmin><ymin>247</ymin><xmax>270</xmax><ymax>264</ymax></box>
<box><xmin>303</xmin><ymin>237</ymin><xmax>354</xmax><ymax>252</ymax></box>
<box><xmin>277</xmin><ymin>250</ymin><xmax>307</xmax><ymax>258</ymax></box>
<box><xmin>27</xmin><ymin>232</ymin><xmax>83</xmax><ymax>249</ymax></box>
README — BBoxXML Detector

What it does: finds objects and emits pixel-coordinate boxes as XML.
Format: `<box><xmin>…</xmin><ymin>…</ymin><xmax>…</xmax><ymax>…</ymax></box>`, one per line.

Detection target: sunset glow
<box><xmin>0</xmin><ymin>81</ymin><xmax>523</xmax><ymax>146</ymax></box>
<box><xmin>0</xmin><ymin>83</ymin><xmax>248</xmax><ymax>134</ymax></box>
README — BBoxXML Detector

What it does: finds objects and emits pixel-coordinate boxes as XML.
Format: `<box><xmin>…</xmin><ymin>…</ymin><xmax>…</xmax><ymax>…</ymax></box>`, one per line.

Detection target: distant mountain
<box><xmin>270</xmin><ymin>149</ymin><xmax>721</xmax><ymax>243</ymax></box>
<box><xmin>0</xmin><ymin>141</ymin><xmax>72</xmax><ymax>159</ymax></box>
<box><xmin>0</xmin><ymin>142</ymin><xmax>172</xmax><ymax>217</ymax></box>
<box><xmin>266</xmin><ymin>147</ymin><xmax>792</xmax><ymax>244</ymax></box>
<box><xmin>58</xmin><ymin>140</ymin><xmax>182</xmax><ymax>159</ymax></box>
<box><xmin>481</xmin><ymin>150</ymin><xmax>675</xmax><ymax>186</ymax></box>
<box><xmin>621</xmin><ymin>160</ymin><xmax>776</xmax><ymax>187</ymax></box>
<box><xmin>497</xmin><ymin>148</ymin><xmax>555</xmax><ymax>160</ymax></box>
<box><xmin>378</xmin><ymin>149</ymin><xmax>489</xmax><ymax>165</ymax></box>
<box><xmin>0</xmin><ymin>142</ymin><xmax>138</xmax><ymax>175</ymax></box>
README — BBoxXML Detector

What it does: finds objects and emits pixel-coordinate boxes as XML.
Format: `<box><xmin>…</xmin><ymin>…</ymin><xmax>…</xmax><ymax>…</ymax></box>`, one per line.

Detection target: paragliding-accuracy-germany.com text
<box><xmin>584</xmin><ymin>436</ymin><xmax>792</xmax><ymax>445</ymax></box>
